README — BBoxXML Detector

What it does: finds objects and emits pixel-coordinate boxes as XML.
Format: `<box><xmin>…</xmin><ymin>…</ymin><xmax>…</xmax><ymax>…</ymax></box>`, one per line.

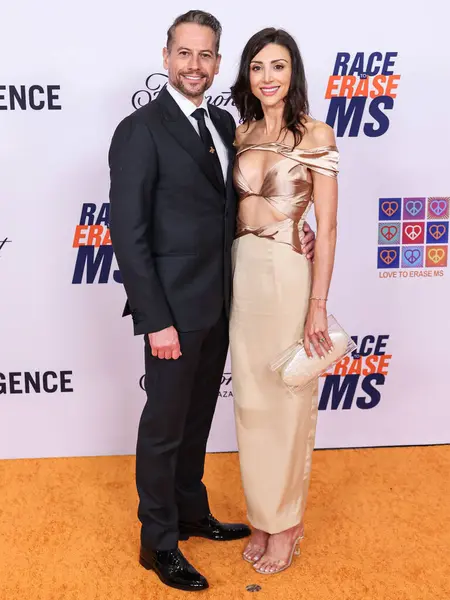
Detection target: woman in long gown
<box><xmin>229</xmin><ymin>28</ymin><xmax>339</xmax><ymax>574</ymax></box>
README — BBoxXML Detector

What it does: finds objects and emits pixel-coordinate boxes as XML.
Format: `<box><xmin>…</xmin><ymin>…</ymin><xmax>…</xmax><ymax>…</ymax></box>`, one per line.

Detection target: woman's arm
<box><xmin>303</xmin><ymin>122</ymin><xmax>338</xmax><ymax>358</ymax></box>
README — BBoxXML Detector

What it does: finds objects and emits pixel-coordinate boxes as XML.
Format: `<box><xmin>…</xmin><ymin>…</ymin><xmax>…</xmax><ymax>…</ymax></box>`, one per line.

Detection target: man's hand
<box><xmin>149</xmin><ymin>326</ymin><xmax>182</xmax><ymax>360</ymax></box>
<box><xmin>302</xmin><ymin>222</ymin><xmax>316</xmax><ymax>261</ymax></box>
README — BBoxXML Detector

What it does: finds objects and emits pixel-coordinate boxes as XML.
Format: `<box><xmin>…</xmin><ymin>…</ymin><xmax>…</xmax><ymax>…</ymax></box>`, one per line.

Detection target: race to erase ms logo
<box><xmin>72</xmin><ymin>203</ymin><xmax>122</xmax><ymax>284</ymax></box>
<box><xmin>325</xmin><ymin>52</ymin><xmax>400</xmax><ymax>137</ymax></box>
<box><xmin>319</xmin><ymin>334</ymin><xmax>391</xmax><ymax>410</ymax></box>
<box><xmin>377</xmin><ymin>197</ymin><xmax>449</xmax><ymax>279</ymax></box>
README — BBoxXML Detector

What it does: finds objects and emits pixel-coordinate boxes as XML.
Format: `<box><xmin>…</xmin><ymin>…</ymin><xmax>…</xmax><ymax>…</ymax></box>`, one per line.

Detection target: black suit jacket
<box><xmin>109</xmin><ymin>87</ymin><xmax>237</xmax><ymax>335</ymax></box>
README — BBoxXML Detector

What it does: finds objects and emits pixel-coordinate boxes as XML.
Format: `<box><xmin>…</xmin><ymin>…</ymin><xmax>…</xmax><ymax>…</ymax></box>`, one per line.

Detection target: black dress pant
<box><xmin>136</xmin><ymin>311</ymin><xmax>229</xmax><ymax>550</ymax></box>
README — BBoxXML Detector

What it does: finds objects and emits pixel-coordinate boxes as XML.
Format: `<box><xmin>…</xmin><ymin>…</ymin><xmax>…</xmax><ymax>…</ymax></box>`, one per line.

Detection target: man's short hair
<box><xmin>167</xmin><ymin>10</ymin><xmax>222</xmax><ymax>55</ymax></box>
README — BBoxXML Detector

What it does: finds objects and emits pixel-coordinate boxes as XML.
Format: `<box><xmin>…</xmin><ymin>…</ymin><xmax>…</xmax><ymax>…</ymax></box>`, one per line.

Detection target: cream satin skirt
<box><xmin>229</xmin><ymin>234</ymin><xmax>319</xmax><ymax>534</ymax></box>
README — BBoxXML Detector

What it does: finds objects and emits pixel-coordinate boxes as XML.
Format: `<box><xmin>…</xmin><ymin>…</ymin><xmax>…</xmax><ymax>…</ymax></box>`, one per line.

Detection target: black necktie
<box><xmin>191</xmin><ymin>107</ymin><xmax>224</xmax><ymax>186</ymax></box>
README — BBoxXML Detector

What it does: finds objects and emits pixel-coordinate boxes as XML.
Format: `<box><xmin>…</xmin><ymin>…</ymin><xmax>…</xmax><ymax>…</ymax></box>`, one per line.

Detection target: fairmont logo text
<box><xmin>132</xmin><ymin>73</ymin><xmax>234</xmax><ymax>110</ymax></box>
<box><xmin>0</xmin><ymin>237</ymin><xmax>12</xmax><ymax>257</ymax></box>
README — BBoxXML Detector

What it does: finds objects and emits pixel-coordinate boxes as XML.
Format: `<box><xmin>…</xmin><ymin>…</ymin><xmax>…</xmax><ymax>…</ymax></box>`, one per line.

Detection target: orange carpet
<box><xmin>0</xmin><ymin>447</ymin><xmax>449</xmax><ymax>600</ymax></box>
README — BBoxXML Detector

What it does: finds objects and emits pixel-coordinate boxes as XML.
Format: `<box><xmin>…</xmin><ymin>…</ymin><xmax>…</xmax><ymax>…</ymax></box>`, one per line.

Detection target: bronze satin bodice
<box><xmin>233</xmin><ymin>143</ymin><xmax>339</xmax><ymax>252</ymax></box>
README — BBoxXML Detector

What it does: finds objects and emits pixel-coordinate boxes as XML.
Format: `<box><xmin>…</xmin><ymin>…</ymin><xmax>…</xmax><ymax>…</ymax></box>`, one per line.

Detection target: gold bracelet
<box><xmin>310</xmin><ymin>296</ymin><xmax>328</xmax><ymax>301</ymax></box>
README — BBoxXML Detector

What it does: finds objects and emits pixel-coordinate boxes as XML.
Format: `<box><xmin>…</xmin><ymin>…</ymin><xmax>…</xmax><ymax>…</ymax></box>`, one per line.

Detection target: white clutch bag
<box><xmin>269</xmin><ymin>315</ymin><xmax>356</xmax><ymax>391</ymax></box>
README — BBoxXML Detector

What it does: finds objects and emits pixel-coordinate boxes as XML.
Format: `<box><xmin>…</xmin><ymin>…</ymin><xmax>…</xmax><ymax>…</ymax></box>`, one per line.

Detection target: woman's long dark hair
<box><xmin>231</xmin><ymin>28</ymin><xmax>309</xmax><ymax>146</ymax></box>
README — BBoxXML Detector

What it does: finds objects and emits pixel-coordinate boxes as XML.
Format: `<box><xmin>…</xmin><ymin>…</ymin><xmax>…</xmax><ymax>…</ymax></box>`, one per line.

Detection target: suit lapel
<box><xmin>209</xmin><ymin>105</ymin><xmax>237</xmax><ymax>204</ymax></box>
<box><xmin>156</xmin><ymin>87</ymin><xmax>223</xmax><ymax>193</ymax></box>
<box><xmin>208</xmin><ymin>106</ymin><xmax>234</xmax><ymax>153</ymax></box>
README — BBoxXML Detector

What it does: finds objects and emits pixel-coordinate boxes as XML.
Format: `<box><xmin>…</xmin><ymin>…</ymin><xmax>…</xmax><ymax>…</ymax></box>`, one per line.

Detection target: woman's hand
<box><xmin>303</xmin><ymin>302</ymin><xmax>333</xmax><ymax>358</ymax></box>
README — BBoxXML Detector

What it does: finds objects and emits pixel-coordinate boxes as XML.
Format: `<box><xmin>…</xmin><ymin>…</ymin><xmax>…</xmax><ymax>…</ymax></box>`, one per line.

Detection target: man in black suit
<box><xmin>109</xmin><ymin>10</ymin><xmax>315</xmax><ymax>592</ymax></box>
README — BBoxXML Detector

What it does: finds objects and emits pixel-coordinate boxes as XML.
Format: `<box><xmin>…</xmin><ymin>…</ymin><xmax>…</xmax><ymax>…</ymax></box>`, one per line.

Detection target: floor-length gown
<box><xmin>229</xmin><ymin>142</ymin><xmax>339</xmax><ymax>534</ymax></box>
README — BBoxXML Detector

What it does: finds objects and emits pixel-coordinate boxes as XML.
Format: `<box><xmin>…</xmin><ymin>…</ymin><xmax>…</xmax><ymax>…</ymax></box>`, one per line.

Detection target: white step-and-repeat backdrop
<box><xmin>1</xmin><ymin>1</ymin><xmax>449</xmax><ymax>459</ymax></box>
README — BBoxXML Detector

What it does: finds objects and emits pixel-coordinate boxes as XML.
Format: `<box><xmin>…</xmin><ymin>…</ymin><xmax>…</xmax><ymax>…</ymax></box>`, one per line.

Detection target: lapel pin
<box><xmin>209</xmin><ymin>146</ymin><xmax>215</xmax><ymax>154</ymax></box>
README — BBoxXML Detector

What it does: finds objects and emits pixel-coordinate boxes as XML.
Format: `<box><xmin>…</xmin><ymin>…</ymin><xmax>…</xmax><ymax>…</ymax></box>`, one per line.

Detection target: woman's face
<box><xmin>249</xmin><ymin>43</ymin><xmax>292</xmax><ymax>109</ymax></box>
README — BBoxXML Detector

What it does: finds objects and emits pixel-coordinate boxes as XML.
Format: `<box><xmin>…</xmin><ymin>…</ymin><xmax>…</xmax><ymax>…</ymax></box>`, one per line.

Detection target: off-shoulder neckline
<box><xmin>234</xmin><ymin>141</ymin><xmax>338</xmax><ymax>153</ymax></box>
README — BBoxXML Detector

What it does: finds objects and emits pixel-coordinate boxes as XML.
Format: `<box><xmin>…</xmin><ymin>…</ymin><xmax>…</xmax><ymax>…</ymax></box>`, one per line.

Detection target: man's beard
<box><xmin>175</xmin><ymin>72</ymin><xmax>211</xmax><ymax>98</ymax></box>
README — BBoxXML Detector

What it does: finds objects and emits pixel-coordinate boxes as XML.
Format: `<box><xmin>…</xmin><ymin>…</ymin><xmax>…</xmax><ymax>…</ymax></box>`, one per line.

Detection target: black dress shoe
<box><xmin>179</xmin><ymin>513</ymin><xmax>251</xmax><ymax>542</ymax></box>
<box><xmin>139</xmin><ymin>546</ymin><xmax>209</xmax><ymax>592</ymax></box>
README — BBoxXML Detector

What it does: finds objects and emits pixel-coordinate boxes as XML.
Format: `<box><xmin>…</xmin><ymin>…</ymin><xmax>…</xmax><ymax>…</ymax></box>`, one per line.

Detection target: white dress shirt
<box><xmin>167</xmin><ymin>83</ymin><xmax>229</xmax><ymax>182</ymax></box>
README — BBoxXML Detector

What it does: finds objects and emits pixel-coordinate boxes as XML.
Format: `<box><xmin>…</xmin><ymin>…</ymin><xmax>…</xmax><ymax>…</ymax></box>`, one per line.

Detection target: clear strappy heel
<box><xmin>242</xmin><ymin>531</ymin><xmax>270</xmax><ymax>563</ymax></box>
<box><xmin>253</xmin><ymin>536</ymin><xmax>302</xmax><ymax>574</ymax></box>
<box><xmin>243</xmin><ymin>544</ymin><xmax>267</xmax><ymax>563</ymax></box>
<box><xmin>252</xmin><ymin>522</ymin><xmax>304</xmax><ymax>574</ymax></box>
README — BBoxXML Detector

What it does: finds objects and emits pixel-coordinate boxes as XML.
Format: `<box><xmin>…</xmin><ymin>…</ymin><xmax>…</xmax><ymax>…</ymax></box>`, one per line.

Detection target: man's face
<box><xmin>163</xmin><ymin>23</ymin><xmax>221</xmax><ymax>102</ymax></box>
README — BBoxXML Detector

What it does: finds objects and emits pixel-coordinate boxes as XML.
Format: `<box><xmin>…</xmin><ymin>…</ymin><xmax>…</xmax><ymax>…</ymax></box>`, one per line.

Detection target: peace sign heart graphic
<box><xmin>381</xmin><ymin>225</ymin><xmax>398</xmax><ymax>241</ymax></box>
<box><xmin>425</xmin><ymin>246</ymin><xmax>448</xmax><ymax>267</ymax></box>
<box><xmin>402</xmin><ymin>223</ymin><xmax>424</xmax><ymax>244</ymax></box>
<box><xmin>428</xmin><ymin>197</ymin><xmax>449</xmax><ymax>219</ymax></box>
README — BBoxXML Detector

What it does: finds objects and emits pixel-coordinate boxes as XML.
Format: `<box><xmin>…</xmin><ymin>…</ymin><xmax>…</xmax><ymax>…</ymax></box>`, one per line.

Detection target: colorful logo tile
<box><xmin>378</xmin><ymin>196</ymin><xmax>448</xmax><ymax>272</ymax></box>
<box><xmin>378</xmin><ymin>222</ymin><xmax>400</xmax><ymax>245</ymax></box>
<box><xmin>425</xmin><ymin>245</ymin><xmax>448</xmax><ymax>268</ymax></box>
<box><xmin>426</xmin><ymin>221</ymin><xmax>449</xmax><ymax>244</ymax></box>
<box><xmin>377</xmin><ymin>246</ymin><xmax>400</xmax><ymax>269</ymax></box>
<box><xmin>427</xmin><ymin>197</ymin><xmax>449</xmax><ymax>220</ymax></box>
<box><xmin>379</xmin><ymin>198</ymin><xmax>401</xmax><ymax>221</ymax></box>
<box><xmin>403</xmin><ymin>197</ymin><xmax>425</xmax><ymax>220</ymax></box>
<box><xmin>402</xmin><ymin>222</ymin><xmax>425</xmax><ymax>245</ymax></box>
<box><xmin>401</xmin><ymin>246</ymin><xmax>424</xmax><ymax>268</ymax></box>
